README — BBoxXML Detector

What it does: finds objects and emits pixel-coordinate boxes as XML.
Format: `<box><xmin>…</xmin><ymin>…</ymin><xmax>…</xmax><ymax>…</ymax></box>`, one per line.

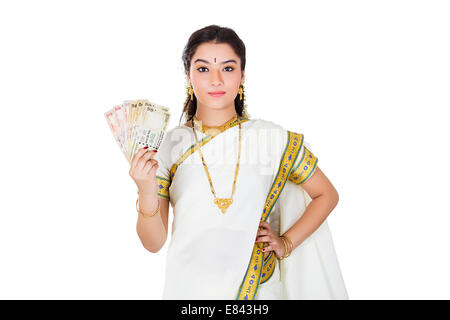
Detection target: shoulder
<box><xmin>249</xmin><ymin>118</ymin><xmax>304</xmax><ymax>139</ymax></box>
<box><xmin>247</xmin><ymin>118</ymin><xmax>284</xmax><ymax>131</ymax></box>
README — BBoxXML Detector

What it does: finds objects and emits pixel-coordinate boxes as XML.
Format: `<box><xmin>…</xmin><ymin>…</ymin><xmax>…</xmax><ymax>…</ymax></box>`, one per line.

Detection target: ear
<box><xmin>241</xmin><ymin>71</ymin><xmax>245</xmax><ymax>83</ymax></box>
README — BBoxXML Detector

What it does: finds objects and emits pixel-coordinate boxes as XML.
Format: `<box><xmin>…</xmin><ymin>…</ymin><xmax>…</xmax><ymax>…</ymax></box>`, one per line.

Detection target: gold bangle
<box><xmin>136</xmin><ymin>197</ymin><xmax>160</xmax><ymax>218</ymax></box>
<box><xmin>278</xmin><ymin>236</ymin><xmax>288</xmax><ymax>260</ymax></box>
<box><xmin>281</xmin><ymin>236</ymin><xmax>288</xmax><ymax>259</ymax></box>
<box><xmin>282</xmin><ymin>234</ymin><xmax>294</xmax><ymax>258</ymax></box>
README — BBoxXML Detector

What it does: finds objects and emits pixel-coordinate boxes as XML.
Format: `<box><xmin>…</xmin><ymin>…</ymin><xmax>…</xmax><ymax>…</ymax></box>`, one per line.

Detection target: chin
<box><xmin>200</xmin><ymin>99</ymin><xmax>233</xmax><ymax>110</ymax></box>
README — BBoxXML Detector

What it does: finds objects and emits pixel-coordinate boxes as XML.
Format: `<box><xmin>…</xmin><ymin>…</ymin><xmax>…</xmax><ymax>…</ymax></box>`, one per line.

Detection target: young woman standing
<box><xmin>129</xmin><ymin>25</ymin><xmax>348</xmax><ymax>300</ymax></box>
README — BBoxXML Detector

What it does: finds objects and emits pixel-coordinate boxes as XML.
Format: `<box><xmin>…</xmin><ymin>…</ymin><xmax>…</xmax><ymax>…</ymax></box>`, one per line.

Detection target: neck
<box><xmin>194</xmin><ymin>104</ymin><xmax>238</xmax><ymax>127</ymax></box>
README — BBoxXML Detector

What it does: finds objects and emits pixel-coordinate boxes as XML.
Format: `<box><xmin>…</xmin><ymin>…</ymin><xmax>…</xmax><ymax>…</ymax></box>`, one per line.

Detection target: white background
<box><xmin>1</xmin><ymin>0</ymin><xmax>449</xmax><ymax>299</ymax></box>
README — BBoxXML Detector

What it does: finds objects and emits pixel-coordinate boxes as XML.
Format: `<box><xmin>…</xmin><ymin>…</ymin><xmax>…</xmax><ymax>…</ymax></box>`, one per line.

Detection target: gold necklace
<box><xmin>191</xmin><ymin>115</ymin><xmax>242</xmax><ymax>214</ymax></box>
<box><xmin>192</xmin><ymin>114</ymin><xmax>238</xmax><ymax>136</ymax></box>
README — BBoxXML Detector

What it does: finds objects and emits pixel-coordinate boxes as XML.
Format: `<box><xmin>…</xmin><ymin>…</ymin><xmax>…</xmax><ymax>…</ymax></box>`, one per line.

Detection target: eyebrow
<box><xmin>194</xmin><ymin>58</ymin><xmax>237</xmax><ymax>65</ymax></box>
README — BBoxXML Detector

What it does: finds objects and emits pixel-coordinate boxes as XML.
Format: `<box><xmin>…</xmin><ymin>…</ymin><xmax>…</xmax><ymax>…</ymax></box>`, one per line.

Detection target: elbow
<box><xmin>144</xmin><ymin>238</ymin><xmax>166</xmax><ymax>254</ymax></box>
<box><xmin>144</xmin><ymin>243</ymin><xmax>162</xmax><ymax>253</ymax></box>
<box><xmin>145</xmin><ymin>246</ymin><xmax>160</xmax><ymax>254</ymax></box>
<box><xmin>320</xmin><ymin>188</ymin><xmax>339</xmax><ymax>210</ymax></box>
<box><xmin>331</xmin><ymin>190</ymin><xmax>339</xmax><ymax>210</ymax></box>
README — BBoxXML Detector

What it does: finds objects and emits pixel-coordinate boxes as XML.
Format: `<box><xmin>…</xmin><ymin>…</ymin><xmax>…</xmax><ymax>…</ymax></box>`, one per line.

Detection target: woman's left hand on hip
<box><xmin>255</xmin><ymin>221</ymin><xmax>285</xmax><ymax>259</ymax></box>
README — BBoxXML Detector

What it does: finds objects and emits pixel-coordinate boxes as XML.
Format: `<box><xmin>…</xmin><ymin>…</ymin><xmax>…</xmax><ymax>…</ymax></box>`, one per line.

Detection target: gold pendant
<box><xmin>214</xmin><ymin>198</ymin><xmax>233</xmax><ymax>214</ymax></box>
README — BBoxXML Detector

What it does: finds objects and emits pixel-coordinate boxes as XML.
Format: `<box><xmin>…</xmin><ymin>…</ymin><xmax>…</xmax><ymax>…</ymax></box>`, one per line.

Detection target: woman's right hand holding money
<box><xmin>129</xmin><ymin>146</ymin><xmax>159</xmax><ymax>196</ymax></box>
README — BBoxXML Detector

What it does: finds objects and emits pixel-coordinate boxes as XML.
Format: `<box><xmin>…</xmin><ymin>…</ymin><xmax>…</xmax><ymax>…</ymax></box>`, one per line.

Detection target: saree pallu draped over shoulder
<box><xmin>155</xmin><ymin>117</ymin><xmax>348</xmax><ymax>300</ymax></box>
<box><xmin>235</xmin><ymin>131</ymin><xmax>302</xmax><ymax>300</ymax></box>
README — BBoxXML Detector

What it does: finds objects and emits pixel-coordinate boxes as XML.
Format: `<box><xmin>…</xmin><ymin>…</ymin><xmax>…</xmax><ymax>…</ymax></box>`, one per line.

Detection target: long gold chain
<box><xmin>191</xmin><ymin>115</ymin><xmax>242</xmax><ymax>214</ymax></box>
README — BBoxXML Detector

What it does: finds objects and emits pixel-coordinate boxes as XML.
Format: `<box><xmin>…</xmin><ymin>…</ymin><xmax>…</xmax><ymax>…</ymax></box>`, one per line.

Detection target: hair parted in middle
<box><xmin>180</xmin><ymin>24</ymin><xmax>249</xmax><ymax>126</ymax></box>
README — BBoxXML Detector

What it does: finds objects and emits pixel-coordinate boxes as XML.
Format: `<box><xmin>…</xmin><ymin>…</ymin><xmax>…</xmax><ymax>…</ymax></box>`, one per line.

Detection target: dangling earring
<box><xmin>238</xmin><ymin>83</ymin><xmax>244</xmax><ymax>100</ymax></box>
<box><xmin>187</xmin><ymin>83</ymin><xmax>194</xmax><ymax>100</ymax></box>
<box><xmin>239</xmin><ymin>82</ymin><xmax>249</xmax><ymax>119</ymax></box>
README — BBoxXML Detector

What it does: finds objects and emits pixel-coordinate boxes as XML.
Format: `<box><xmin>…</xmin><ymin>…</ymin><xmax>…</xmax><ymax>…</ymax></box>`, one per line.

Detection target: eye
<box><xmin>196</xmin><ymin>66</ymin><xmax>235</xmax><ymax>72</ymax></box>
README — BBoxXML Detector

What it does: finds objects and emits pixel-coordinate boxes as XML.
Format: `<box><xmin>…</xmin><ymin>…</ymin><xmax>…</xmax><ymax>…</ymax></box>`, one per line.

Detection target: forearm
<box><xmin>283</xmin><ymin>192</ymin><xmax>338</xmax><ymax>251</ymax></box>
<box><xmin>136</xmin><ymin>193</ymin><xmax>166</xmax><ymax>253</ymax></box>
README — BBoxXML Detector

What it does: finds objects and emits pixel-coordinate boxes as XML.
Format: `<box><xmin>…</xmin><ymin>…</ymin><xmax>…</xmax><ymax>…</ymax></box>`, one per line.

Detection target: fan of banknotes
<box><xmin>104</xmin><ymin>99</ymin><xmax>171</xmax><ymax>163</ymax></box>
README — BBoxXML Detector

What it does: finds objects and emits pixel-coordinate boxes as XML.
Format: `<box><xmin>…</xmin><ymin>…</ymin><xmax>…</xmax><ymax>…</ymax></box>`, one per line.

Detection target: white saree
<box><xmin>154</xmin><ymin>115</ymin><xmax>348</xmax><ymax>300</ymax></box>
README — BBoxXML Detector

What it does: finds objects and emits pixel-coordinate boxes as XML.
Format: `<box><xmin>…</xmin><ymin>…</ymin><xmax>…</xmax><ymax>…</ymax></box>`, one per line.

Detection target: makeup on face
<box><xmin>208</xmin><ymin>91</ymin><xmax>226</xmax><ymax>97</ymax></box>
<box><xmin>192</xmin><ymin>56</ymin><xmax>240</xmax><ymax>98</ymax></box>
<box><xmin>193</xmin><ymin>58</ymin><xmax>238</xmax><ymax>65</ymax></box>
<box><xmin>209</xmin><ymin>59</ymin><xmax>226</xmax><ymax>97</ymax></box>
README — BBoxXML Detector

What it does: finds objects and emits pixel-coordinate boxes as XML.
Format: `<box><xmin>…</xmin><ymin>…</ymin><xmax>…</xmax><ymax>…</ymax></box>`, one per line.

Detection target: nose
<box><xmin>210</xmin><ymin>68</ymin><xmax>223</xmax><ymax>86</ymax></box>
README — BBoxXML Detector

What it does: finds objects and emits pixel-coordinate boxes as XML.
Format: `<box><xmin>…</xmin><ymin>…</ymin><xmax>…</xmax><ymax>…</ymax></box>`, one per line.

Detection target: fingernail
<box><xmin>144</xmin><ymin>146</ymin><xmax>149</xmax><ymax>149</ymax></box>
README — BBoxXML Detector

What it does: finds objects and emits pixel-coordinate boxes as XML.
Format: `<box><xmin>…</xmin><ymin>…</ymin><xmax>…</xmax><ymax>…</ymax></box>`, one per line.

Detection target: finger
<box><xmin>141</xmin><ymin>158</ymin><xmax>158</xmax><ymax>175</ymax></box>
<box><xmin>259</xmin><ymin>224</ymin><xmax>273</xmax><ymax>235</ymax></box>
<box><xmin>262</xmin><ymin>245</ymin><xmax>273</xmax><ymax>252</ymax></box>
<box><xmin>256</xmin><ymin>229</ymin><xmax>269</xmax><ymax>237</ymax></box>
<box><xmin>142</xmin><ymin>150</ymin><xmax>157</xmax><ymax>162</ymax></box>
<box><xmin>136</xmin><ymin>151</ymin><xmax>158</xmax><ymax>172</ymax></box>
<box><xmin>144</xmin><ymin>160</ymin><xmax>159</xmax><ymax>176</ymax></box>
<box><xmin>142</xmin><ymin>159</ymin><xmax>158</xmax><ymax>175</ymax></box>
<box><xmin>256</xmin><ymin>235</ymin><xmax>272</xmax><ymax>243</ymax></box>
<box><xmin>259</xmin><ymin>221</ymin><xmax>271</xmax><ymax>229</ymax></box>
<box><xmin>148</xmin><ymin>163</ymin><xmax>159</xmax><ymax>176</ymax></box>
<box><xmin>131</xmin><ymin>147</ymin><xmax>150</xmax><ymax>170</ymax></box>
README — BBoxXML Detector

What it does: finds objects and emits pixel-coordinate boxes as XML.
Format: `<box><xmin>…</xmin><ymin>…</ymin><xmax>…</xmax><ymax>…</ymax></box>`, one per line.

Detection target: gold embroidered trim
<box><xmin>235</xmin><ymin>131</ymin><xmax>303</xmax><ymax>300</ymax></box>
<box><xmin>260</xmin><ymin>251</ymin><xmax>276</xmax><ymax>284</ymax></box>
<box><xmin>193</xmin><ymin>114</ymin><xmax>241</xmax><ymax>136</ymax></box>
<box><xmin>289</xmin><ymin>146</ymin><xmax>318</xmax><ymax>185</ymax></box>
<box><xmin>156</xmin><ymin>175</ymin><xmax>170</xmax><ymax>200</ymax></box>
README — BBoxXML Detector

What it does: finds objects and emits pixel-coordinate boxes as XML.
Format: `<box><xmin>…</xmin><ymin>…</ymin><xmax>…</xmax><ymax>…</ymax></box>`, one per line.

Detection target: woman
<box><xmin>129</xmin><ymin>25</ymin><xmax>348</xmax><ymax>300</ymax></box>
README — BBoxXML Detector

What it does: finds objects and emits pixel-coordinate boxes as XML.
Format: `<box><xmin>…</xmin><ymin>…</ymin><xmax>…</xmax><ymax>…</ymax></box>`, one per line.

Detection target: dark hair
<box><xmin>179</xmin><ymin>24</ymin><xmax>249</xmax><ymax>126</ymax></box>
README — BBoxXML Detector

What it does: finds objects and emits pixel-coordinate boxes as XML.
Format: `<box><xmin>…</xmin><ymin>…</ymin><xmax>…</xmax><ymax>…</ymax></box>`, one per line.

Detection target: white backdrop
<box><xmin>0</xmin><ymin>0</ymin><xmax>449</xmax><ymax>299</ymax></box>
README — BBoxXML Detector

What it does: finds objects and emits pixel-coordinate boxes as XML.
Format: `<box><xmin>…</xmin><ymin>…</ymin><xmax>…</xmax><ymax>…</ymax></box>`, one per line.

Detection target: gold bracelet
<box><xmin>136</xmin><ymin>197</ymin><xmax>160</xmax><ymax>218</ymax></box>
<box><xmin>282</xmin><ymin>234</ymin><xmax>294</xmax><ymax>258</ymax></box>
<box><xmin>277</xmin><ymin>236</ymin><xmax>288</xmax><ymax>260</ymax></box>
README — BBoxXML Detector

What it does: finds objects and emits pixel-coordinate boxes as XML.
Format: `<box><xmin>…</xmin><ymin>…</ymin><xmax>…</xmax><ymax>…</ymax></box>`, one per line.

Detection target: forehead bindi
<box><xmin>193</xmin><ymin>58</ymin><xmax>238</xmax><ymax>65</ymax></box>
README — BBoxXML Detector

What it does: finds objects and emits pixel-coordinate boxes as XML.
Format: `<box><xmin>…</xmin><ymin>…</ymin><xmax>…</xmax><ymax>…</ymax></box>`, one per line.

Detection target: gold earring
<box><xmin>187</xmin><ymin>83</ymin><xmax>194</xmax><ymax>100</ymax></box>
<box><xmin>238</xmin><ymin>83</ymin><xmax>244</xmax><ymax>100</ymax></box>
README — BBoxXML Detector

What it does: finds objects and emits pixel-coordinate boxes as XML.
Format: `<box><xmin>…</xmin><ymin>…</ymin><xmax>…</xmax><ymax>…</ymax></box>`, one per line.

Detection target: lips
<box><xmin>208</xmin><ymin>91</ymin><xmax>226</xmax><ymax>97</ymax></box>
